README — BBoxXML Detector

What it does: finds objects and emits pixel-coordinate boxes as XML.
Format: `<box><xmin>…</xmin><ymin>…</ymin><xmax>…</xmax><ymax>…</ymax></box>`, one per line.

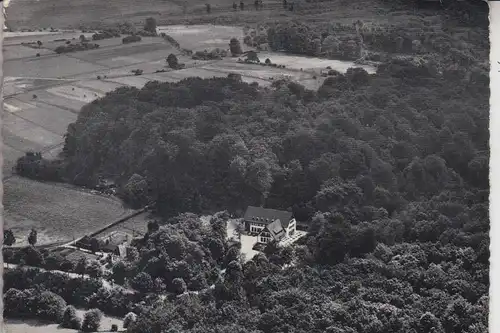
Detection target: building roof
<box><xmin>262</xmin><ymin>219</ymin><xmax>286</xmax><ymax>242</ymax></box>
<box><xmin>244</xmin><ymin>206</ymin><xmax>293</xmax><ymax>228</ymax></box>
<box><xmin>99</xmin><ymin>231</ymin><xmax>131</xmax><ymax>247</ymax></box>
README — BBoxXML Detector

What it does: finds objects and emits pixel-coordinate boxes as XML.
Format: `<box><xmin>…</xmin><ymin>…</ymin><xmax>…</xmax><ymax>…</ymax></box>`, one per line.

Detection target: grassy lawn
<box><xmin>4</xmin><ymin>176</ymin><xmax>132</xmax><ymax>246</ymax></box>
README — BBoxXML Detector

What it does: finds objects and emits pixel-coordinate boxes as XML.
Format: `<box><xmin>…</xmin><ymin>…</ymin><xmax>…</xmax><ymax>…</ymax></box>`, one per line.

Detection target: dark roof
<box><xmin>244</xmin><ymin>206</ymin><xmax>293</xmax><ymax>228</ymax></box>
<box><xmin>102</xmin><ymin>244</ymin><xmax>119</xmax><ymax>252</ymax></box>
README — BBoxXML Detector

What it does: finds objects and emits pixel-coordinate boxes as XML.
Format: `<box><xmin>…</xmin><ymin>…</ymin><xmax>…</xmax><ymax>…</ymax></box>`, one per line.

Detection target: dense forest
<box><xmin>9</xmin><ymin>2</ymin><xmax>489</xmax><ymax>333</ymax></box>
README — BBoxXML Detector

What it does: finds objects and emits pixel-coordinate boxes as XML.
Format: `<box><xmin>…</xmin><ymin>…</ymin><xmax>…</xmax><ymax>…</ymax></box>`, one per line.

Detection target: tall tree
<box><xmin>28</xmin><ymin>229</ymin><xmax>37</xmax><ymax>246</ymax></box>
<box><xmin>4</xmin><ymin>229</ymin><xmax>16</xmax><ymax>246</ymax></box>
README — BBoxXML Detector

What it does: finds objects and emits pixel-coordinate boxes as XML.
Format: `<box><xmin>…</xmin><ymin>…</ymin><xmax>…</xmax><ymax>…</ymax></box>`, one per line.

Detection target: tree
<box><xmin>172</xmin><ymin>277</ymin><xmax>187</xmax><ymax>294</ymax></box>
<box><xmin>123</xmin><ymin>312</ymin><xmax>137</xmax><ymax>329</ymax></box>
<box><xmin>245</xmin><ymin>51</ymin><xmax>260</xmax><ymax>63</ymax></box>
<box><xmin>167</xmin><ymin>53</ymin><xmax>179</xmax><ymax>69</ymax></box>
<box><xmin>144</xmin><ymin>17</ymin><xmax>157</xmax><ymax>34</ymax></box>
<box><xmin>121</xmin><ymin>173</ymin><xmax>149</xmax><ymax>208</ymax></box>
<box><xmin>75</xmin><ymin>257</ymin><xmax>87</xmax><ymax>277</ymax></box>
<box><xmin>28</xmin><ymin>229</ymin><xmax>37</xmax><ymax>246</ymax></box>
<box><xmin>206</xmin><ymin>3</ymin><xmax>211</xmax><ymax>13</ymax></box>
<box><xmin>147</xmin><ymin>221</ymin><xmax>160</xmax><ymax>233</ymax></box>
<box><xmin>229</xmin><ymin>38</ymin><xmax>243</xmax><ymax>57</ymax></box>
<box><xmin>82</xmin><ymin>309</ymin><xmax>103</xmax><ymax>332</ymax></box>
<box><xmin>131</xmin><ymin>272</ymin><xmax>154</xmax><ymax>293</ymax></box>
<box><xmin>25</xmin><ymin>246</ymin><xmax>45</xmax><ymax>266</ymax></box>
<box><xmin>4</xmin><ymin>229</ymin><xmax>16</xmax><ymax>246</ymax></box>
<box><xmin>126</xmin><ymin>246</ymin><xmax>139</xmax><ymax>262</ymax></box>
<box><xmin>87</xmin><ymin>260</ymin><xmax>103</xmax><ymax>279</ymax></box>
<box><xmin>90</xmin><ymin>237</ymin><xmax>100</xmax><ymax>253</ymax></box>
<box><xmin>61</xmin><ymin>305</ymin><xmax>82</xmax><ymax>330</ymax></box>
<box><xmin>112</xmin><ymin>260</ymin><xmax>130</xmax><ymax>285</ymax></box>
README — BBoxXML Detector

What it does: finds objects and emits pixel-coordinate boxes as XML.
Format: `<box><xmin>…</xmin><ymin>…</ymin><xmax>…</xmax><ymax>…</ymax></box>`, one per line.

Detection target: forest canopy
<box><xmin>55</xmin><ymin>55</ymin><xmax>488</xmax><ymax>222</ymax></box>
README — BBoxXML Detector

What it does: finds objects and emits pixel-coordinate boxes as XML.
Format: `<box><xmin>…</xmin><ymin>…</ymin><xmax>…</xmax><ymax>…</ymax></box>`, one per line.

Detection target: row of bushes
<box><xmin>92</xmin><ymin>30</ymin><xmax>120</xmax><ymax>40</ymax></box>
<box><xmin>55</xmin><ymin>42</ymin><xmax>100</xmax><ymax>54</ymax></box>
<box><xmin>192</xmin><ymin>48</ymin><xmax>227</xmax><ymax>60</ymax></box>
<box><xmin>4</xmin><ymin>267</ymin><xmax>141</xmax><ymax>317</ymax></box>
<box><xmin>4</xmin><ymin>288</ymin><xmax>104</xmax><ymax>332</ymax></box>
<box><xmin>161</xmin><ymin>33</ymin><xmax>181</xmax><ymax>49</ymax></box>
<box><xmin>122</xmin><ymin>35</ymin><xmax>142</xmax><ymax>44</ymax></box>
<box><xmin>15</xmin><ymin>152</ymin><xmax>65</xmax><ymax>182</ymax></box>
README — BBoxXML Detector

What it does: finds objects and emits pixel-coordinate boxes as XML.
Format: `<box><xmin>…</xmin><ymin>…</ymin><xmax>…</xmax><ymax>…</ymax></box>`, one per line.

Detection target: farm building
<box><xmin>99</xmin><ymin>231</ymin><xmax>132</xmax><ymax>257</ymax></box>
<box><xmin>243</xmin><ymin>206</ymin><xmax>296</xmax><ymax>244</ymax></box>
<box><xmin>75</xmin><ymin>230</ymin><xmax>132</xmax><ymax>257</ymax></box>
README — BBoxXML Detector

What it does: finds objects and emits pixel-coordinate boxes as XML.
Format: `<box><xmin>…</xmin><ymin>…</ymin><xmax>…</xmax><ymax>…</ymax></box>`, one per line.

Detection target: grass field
<box><xmin>4</xmin><ymin>176</ymin><xmax>132</xmax><ymax>246</ymax></box>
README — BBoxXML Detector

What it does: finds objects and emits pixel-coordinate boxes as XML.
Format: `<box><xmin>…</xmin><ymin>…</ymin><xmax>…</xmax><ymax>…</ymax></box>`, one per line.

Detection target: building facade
<box><xmin>243</xmin><ymin>206</ymin><xmax>296</xmax><ymax>244</ymax></box>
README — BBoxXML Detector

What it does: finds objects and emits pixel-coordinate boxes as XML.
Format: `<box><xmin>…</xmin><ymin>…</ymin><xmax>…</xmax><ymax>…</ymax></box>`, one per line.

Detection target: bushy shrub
<box><xmin>61</xmin><ymin>305</ymin><xmax>82</xmax><ymax>330</ymax></box>
<box><xmin>54</xmin><ymin>42</ymin><xmax>100</xmax><ymax>54</ymax></box>
<box><xmin>4</xmin><ymin>288</ymin><xmax>66</xmax><ymax>323</ymax></box>
<box><xmin>144</xmin><ymin>17</ymin><xmax>157</xmax><ymax>34</ymax></box>
<box><xmin>229</xmin><ymin>38</ymin><xmax>243</xmax><ymax>56</ymax></box>
<box><xmin>122</xmin><ymin>35</ymin><xmax>142</xmax><ymax>44</ymax></box>
<box><xmin>82</xmin><ymin>309</ymin><xmax>103</xmax><ymax>332</ymax></box>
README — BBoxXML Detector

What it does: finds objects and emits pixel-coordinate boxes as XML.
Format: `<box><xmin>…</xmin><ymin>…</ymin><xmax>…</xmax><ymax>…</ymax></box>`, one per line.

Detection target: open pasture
<box><xmin>157</xmin><ymin>25</ymin><xmax>244</xmax><ymax>51</ymax></box>
<box><xmin>257</xmin><ymin>51</ymin><xmax>377</xmax><ymax>73</ymax></box>
<box><xmin>96</xmin><ymin>211</ymin><xmax>151</xmax><ymax>238</ymax></box>
<box><xmin>4</xmin><ymin>176</ymin><xmax>132</xmax><ymax>246</ymax></box>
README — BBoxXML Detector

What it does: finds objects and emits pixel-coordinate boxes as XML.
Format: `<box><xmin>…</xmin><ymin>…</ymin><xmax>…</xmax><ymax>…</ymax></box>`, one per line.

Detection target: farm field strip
<box><xmin>3</xmin><ymin>112</ymin><xmax>63</xmax><ymax>150</ymax></box>
<box><xmin>60</xmin><ymin>40</ymin><xmax>173</xmax><ymax>63</ymax></box>
<box><xmin>4</xmin><ymin>54</ymin><xmax>108</xmax><ymax>79</ymax></box>
<box><xmin>46</xmin><ymin>85</ymin><xmax>106</xmax><ymax>103</ymax></box>
<box><xmin>73</xmin><ymin>79</ymin><xmax>125</xmax><ymax>94</ymax></box>
<box><xmin>12</xmin><ymin>89</ymin><xmax>87</xmax><ymax>113</ymax></box>
<box><xmin>3</xmin><ymin>45</ymin><xmax>55</xmax><ymax>61</ymax></box>
<box><xmin>14</xmin><ymin>103</ymin><xmax>78</xmax><ymax>136</ymax></box>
